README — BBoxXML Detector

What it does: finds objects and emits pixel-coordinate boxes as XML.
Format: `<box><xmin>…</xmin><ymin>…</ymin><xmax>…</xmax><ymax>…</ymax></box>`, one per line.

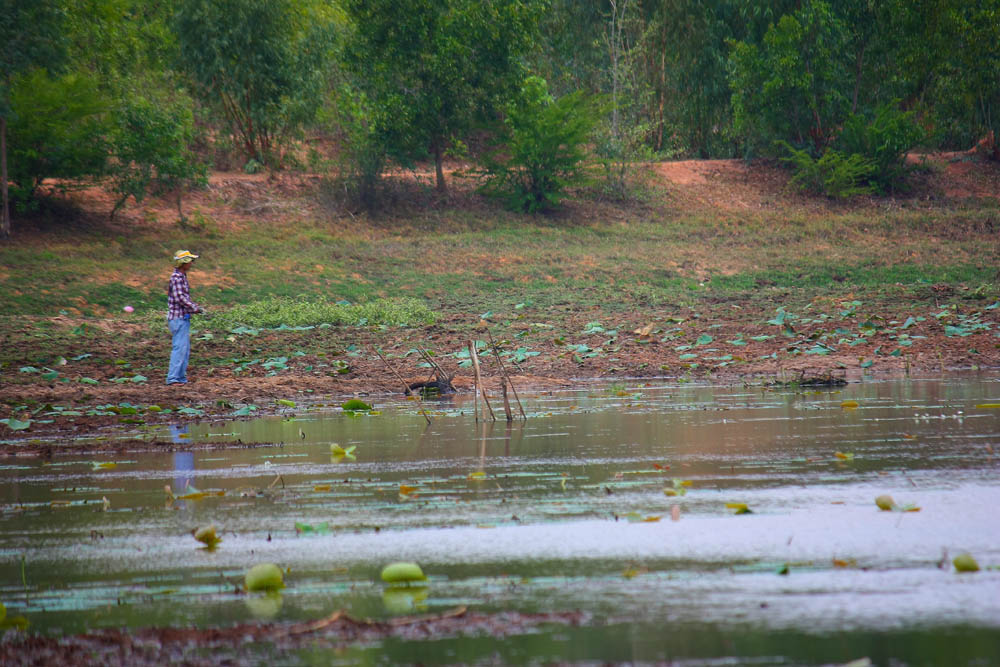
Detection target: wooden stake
<box><xmin>373</xmin><ymin>347</ymin><xmax>432</xmax><ymax>425</ymax></box>
<box><xmin>485</xmin><ymin>328</ymin><xmax>527</xmax><ymax>420</ymax></box>
<box><xmin>469</xmin><ymin>342</ymin><xmax>480</xmax><ymax>422</ymax></box>
<box><xmin>501</xmin><ymin>377</ymin><xmax>513</xmax><ymax>422</ymax></box>
<box><xmin>468</xmin><ymin>341</ymin><xmax>495</xmax><ymax>421</ymax></box>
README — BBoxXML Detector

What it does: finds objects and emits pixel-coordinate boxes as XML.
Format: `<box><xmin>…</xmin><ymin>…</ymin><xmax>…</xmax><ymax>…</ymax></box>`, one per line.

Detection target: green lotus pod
<box><xmin>953</xmin><ymin>552</ymin><xmax>980</xmax><ymax>573</ymax></box>
<box><xmin>875</xmin><ymin>495</ymin><xmax>895</xmax><ymax>511</ymax></box>
<box><xmin>245</xmin><ymin>563</ymin><xmax>285</xmax><ymax>592</ymax></box>
<box><xmin>380</xmin><ymin>562</ymin><xmax>427</xmax><ymax>584</ymax></box>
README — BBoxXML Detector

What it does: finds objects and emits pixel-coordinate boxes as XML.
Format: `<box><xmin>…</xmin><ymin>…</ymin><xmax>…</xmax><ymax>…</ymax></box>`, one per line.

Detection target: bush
<box><xmin>593</xmin><ymin>119</ymin><xmax>655</xmax><ymax>202</ymax></box>
<box><xmin>109</xmin><ymin>96</ymin><xmax>207</xmax><ymax>219</ymax></box>
<box><xmin>780</xmin><ymin>143</ymin><xmax>875</xmax><ymax>198</ymax></box>
<box><xmin>479</xmin><ymin>76</ymin><xmax>599</xmax><ymax>213</ymax></box>
<box><xmin>836</xmin><ymin>102</ymin><xmax>924</xmax><ymax>193</ymax></box>
<box><xmin>209</xmin><ymin>297</ymin><xmax>436</xmax><ymax>330</ymax></box>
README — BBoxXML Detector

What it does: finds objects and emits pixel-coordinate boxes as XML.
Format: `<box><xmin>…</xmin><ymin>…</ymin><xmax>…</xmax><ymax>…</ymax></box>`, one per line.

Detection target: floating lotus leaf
<box><xmin>245</xmin><ymin>563</ymin><xmax>285</xmax><ymax>592</ymax></box>
<box><xmin>380</xmin><ymin>562</ymin><xmax>426</xmax><ymax>584</ymax></box>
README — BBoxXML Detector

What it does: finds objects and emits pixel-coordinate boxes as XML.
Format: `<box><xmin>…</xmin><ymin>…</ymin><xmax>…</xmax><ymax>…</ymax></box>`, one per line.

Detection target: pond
<box><xmin>2</xmin><ymin>375</ymin><xmax>999</xmax><ymax>665</ymax></box>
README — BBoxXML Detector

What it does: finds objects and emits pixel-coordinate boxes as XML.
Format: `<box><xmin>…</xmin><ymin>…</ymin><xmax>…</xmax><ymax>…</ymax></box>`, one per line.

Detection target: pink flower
<box><xmin>123</xmin><ymin>306</ymin><xmax>134</xmax><ymax>313</ymax></box>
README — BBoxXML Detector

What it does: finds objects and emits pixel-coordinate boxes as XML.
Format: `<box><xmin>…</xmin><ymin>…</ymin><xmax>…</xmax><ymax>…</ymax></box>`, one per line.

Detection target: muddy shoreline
<box><xmin>3</xmin><ymin>302</ymin><xmax>998</xmax><ymax>455</ymax></box>
<box><xmin>2</xmin><ymin>359</ymin><xmax>996</xmax><ymax>457</ymax></box>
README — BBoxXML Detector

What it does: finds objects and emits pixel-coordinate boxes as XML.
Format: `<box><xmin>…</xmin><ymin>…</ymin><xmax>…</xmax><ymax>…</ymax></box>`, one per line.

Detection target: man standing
<box><xmin>166</xmin><ymin>250</ymin><xmax>203</xmax><ymax>385</ymax></box>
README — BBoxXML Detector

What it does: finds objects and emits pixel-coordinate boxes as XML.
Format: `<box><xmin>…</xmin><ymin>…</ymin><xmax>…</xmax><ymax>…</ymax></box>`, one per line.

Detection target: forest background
<box><xmin>3</xmin><ymin>0</ymin><xmax>999</xmax><ymax>229</ymax></box>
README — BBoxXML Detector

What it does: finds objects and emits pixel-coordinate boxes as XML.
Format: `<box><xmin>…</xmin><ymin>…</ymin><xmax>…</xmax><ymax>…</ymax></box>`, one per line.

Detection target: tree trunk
<box><xmin>851</xmin><ymin>43</ymin><xmax>866</xmax><ymax>114</ymax></box>
<box><xmin>1</xmin><ymin>115</ymin><xmax>9</xmax><ymax>240</ymax></box>
<box><xmin>656</xmin><ymin>43</ymin><xmax>665</xmax><ymax>152</ymax></box>
<box><xmin>433</xmin><ymin>139</ymin><xmax>446</xmax><ymax>193</ymax></box>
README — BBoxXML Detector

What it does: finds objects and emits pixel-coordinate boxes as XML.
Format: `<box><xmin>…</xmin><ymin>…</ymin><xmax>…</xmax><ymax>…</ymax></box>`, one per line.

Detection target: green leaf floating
<box><xmin>330</xmin><ymin>444</ymin><xmax>357</xmax><ymax>458</ymax></box>
<box><xmin>276</xmin><ymin>399</ymin><xmax>296</xmax><ymax>408</ymax></box>
<box><xmin>380</xmin><ymin>562</ymin><xmax>427</xmax><ymax>584</ymax></box>
<box><xmin>294</xmin><ymin>521</ymin><xmax>330</xmax><ymax>535</ymax></box>
<box><xmin>342</xmin><ymin>399</ymin><xmax>373</xmax><ymax>411</ymax></box>
<box><xmin>245</xmin><ymin>563</ymin><xmax>285</xmax><ymax>592</ymax></box>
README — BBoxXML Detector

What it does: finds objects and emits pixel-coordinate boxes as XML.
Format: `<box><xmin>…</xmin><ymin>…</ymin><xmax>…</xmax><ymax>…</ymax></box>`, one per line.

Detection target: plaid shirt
<box><xmin>167</xmin><ymin>268</ymin><xmax>200</xmax><ymax>319</ymax></box>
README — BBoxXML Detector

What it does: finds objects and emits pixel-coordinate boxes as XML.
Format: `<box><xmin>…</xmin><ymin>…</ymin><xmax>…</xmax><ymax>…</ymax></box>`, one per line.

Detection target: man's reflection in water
<box><xmin>169</xmin><ymin>424</ymin><xmax>194</xmax><ymax>493</ymax></box>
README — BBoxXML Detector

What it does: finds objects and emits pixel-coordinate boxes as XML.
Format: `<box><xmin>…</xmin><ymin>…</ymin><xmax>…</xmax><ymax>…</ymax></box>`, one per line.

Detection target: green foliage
<box><xmin>886</xmin><ymin>0</ymin><xmax>1000</xmax><ymax>149</ymax></box>
<box><xmin>63</xmin><ymin>0</ymin><xmax>176</xmax><ymax>97</ymax></box>
<box><xmin>109</xmin><ymin>95</ymin><xmax>206</xmax><ymax>218</ymax></box>
<box><xmin>211</xmin><ymin>297</ymin><xmax>436</xmax><ymax>330</ymax></box>
<box><xmin>341</xmin><ymin>0</ymin><xmax>542</xmax><ymax>193</ymax></box>
<box><xmin>480</xmin><ymin>77</ymin><xmax>600</xmax><ymax>213</ymax></box>
<box><xmin>729</xmin><ymin>0</ymin><xmax>852</xmax><ymax>155</ymax></box>
<box><xmin>780</xmin><ymin>143</ymin><xmax>875</xmax><ymax>199</ymax></box>
<box><xmin>329</xmin><ymin>85</ymin><xmax>388</xmax><ymax>211</ymax></box>
<box><xmin>7</xmin><ymin>69</ymin><xmax>111</xmax><ymax>206</ymax></box>
<box><xmin>594</xmin><ymin>0</ymin><xmax>656</xmax><ymax>200</ymax></box>
<box><xmin>837</xmin><ymin>102</ymin><xmax>924</xmax><ymax>193</ymax></box>
<box><xmin>173</xmin><ymin>0</ymin><xmax>335</xmax><ymax>166</ymax></box>
<box><xmin>642</xmin><ymin>1</ymin><xmax>740</xmax><ymax>158</ymax></box>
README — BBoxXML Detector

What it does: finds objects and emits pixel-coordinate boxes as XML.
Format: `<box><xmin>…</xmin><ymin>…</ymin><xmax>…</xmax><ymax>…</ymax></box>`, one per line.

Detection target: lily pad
<box><xmin>380</xmin><ymin>562</ymin><xmax>427</xmax><ymax>584</ymax></box>
<box><xmin>245</xmin><ymin>563</ymin><xmax>284</xmax><ymax>592</ymax></box>
<box><xmin>342</xmin><ymin>399</ymin><xmax>373</xmax><ymax>412</ymax></box>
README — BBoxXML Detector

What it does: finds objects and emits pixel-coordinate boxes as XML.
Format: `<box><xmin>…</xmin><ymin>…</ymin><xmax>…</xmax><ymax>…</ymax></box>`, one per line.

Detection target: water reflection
<box><xmin>1</xmin><ymin>375</ymin><xmax>998</xmax><ymax>665</ymax></box>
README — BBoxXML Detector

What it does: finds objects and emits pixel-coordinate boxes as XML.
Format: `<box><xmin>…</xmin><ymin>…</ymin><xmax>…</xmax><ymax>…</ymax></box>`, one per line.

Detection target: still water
<box><xmin>2</xmin><ymin>375</ymin><xmax>999</xmax><ymax>665</ymax></box>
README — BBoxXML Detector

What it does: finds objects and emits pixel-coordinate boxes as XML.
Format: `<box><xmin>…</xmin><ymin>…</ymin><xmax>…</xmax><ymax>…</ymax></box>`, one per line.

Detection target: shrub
<box><xmin>836</xmin><ymin>102</ymin><xmax>924</xmax><ymax>193</ymax></box>
<box><xmin>479</xmin><ymin>76</ymin><xmax>599</xmax><ymax>213</ymax></box>
<box><xmin>780</xmin><ymin>142</ymin><xmax>875</xmax><ymax>198</ymax></box>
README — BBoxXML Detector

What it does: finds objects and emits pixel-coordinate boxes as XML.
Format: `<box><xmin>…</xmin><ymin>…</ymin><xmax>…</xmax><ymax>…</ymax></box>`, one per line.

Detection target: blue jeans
<box><xmin>167</xmin><ymin>317</ymin><xmax>191</xmax><ymax>384</ymax></box>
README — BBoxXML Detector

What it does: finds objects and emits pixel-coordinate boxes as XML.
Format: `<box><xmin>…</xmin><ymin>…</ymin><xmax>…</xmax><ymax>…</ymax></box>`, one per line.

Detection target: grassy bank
<box><xmin>0</xmin><ymin>161</ymin><xmax>998</xmax><ymax>415</ymax></box>
<box><xmin>2</xmin><ymin>182</ymin><xmax>997</xmax><ymax>320</ymax></box>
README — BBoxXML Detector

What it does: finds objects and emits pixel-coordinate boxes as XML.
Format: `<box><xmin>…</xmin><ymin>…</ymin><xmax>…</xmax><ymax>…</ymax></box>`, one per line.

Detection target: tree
<box><xmin>595</xmin><ymin>0</ymin><xmax>654</xmax><ymax>198</ymax></box>
<box><xmin>0</xmin><ymin>0</ymin><xmax>68</xmax><ymax>239</ymax></box>
<box><xmin>728</xmin><ymin>0</ymin><xmax>853</xmax><ymax>156</ymax></box>
<box><xmin>109</xmin><ymin>95</ymin><xmax>206</xmax><ymax>220</ymax></box>
<box><xmin>5</xmin><ymin>69</ymin><xmax>111</xmax><ymax>207</ymax></box>
<box><xmin>885</xmin><ymin>0</ymin><xmax>1000</xmax><ymax>149</ymax></box>
<box><xmin>173</xmin><ymin>0</ymin><xmax>334</xmax><ymax>167</ymax></box>
<box><xmin>342</xmin><ymin>0</ymin><xmax>542</xmax><ymax>193</ymax></box>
